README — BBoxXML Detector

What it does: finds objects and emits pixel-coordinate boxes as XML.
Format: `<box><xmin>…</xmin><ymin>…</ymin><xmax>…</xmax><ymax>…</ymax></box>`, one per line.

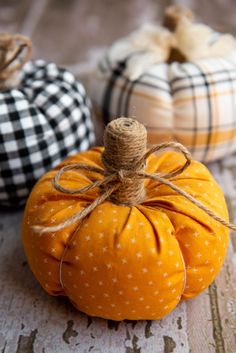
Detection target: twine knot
<box><xmin>33</xmin><ymin>118</ymin><xmax>236</xmax><ymax>235</ymax></box>
<box><xmin>0</xmin><ymin>33</ymin><xmax>32</xmax><ymax>89</ymax></box>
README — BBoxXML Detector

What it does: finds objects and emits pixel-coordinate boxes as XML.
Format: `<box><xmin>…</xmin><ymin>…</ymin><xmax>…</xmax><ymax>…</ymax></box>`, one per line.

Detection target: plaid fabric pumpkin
<box><xmin>0</xmin><ymin>60</ymin><xmax>94</xmax><ymax>206</ymax></box>
<box><xmin>87</xmin><ymin>8</ymin><xmax>236</xmax><ymax>163</ymax></box>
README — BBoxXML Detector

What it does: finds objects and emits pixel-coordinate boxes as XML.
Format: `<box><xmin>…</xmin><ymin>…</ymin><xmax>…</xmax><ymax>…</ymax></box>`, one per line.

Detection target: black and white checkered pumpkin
<box><xmin>0</xmin><ymin>59</ymin><xmax>95</xmax><ymax>206</ymax></box>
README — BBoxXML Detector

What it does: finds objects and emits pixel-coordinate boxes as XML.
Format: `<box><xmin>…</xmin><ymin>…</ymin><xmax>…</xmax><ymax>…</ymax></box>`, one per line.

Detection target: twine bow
<box><xmin>33</xmin><ymin>141</ymin><xmax>236</xmax><ymax>235</ymax></box>
<box><xmin>0</xmin><ymin>33</ymin><xmax>32</xmax><ymax>87</ymax></box>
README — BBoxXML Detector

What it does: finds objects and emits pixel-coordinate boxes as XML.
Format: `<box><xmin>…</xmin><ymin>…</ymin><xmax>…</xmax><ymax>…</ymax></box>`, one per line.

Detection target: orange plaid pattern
<box><xmin>89</xmin><ymin>56</ymin><xmax>236</xmax><ymax>162</ymax></box>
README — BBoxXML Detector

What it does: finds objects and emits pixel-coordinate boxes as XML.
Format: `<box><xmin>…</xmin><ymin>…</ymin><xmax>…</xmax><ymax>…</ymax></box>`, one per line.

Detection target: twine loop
<box><xmin>32</xmin><ymin>143</ymin><xmax>236</xmax><ymax>235</ymax></box>
<box><xmin>32</xmin><ymin>117</ymin><xmax>236</xmax><ymax>235</ymax></box>
<box><xmin>0</xmin><ymin>33</ymin><xmax>32</xmax><ymax>87</ymax></box>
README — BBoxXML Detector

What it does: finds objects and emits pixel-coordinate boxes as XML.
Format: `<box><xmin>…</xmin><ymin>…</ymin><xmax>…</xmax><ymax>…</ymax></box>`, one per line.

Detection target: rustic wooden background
<box><xmin>0</xmin><ymin>1</ymin><xmax>236</xmax><ymax>352</ymax></box>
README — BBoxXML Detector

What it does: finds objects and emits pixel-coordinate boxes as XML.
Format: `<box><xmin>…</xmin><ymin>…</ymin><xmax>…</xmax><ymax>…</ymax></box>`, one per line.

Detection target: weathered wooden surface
<box><xmin>1</xmin><ymin>0</ymin><xmax>236</xmax><ymax>66</ymax></box>
<box><xmin>0</xmin><ymin>0</ymin><xmax>236</xmax><ymax>352</ymax></box>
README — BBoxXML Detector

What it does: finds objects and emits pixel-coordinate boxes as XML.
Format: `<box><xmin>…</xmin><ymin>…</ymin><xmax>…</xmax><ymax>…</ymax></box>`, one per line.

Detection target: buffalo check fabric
<box><xmin>89</xmin><ymin>55</ymin><xmax>236</xmax><ymax>163</ymax></box>
<box><xmin>0</xmin><ymin>60</ymin><xmax>94</xmax><ymax>206</ymax></box>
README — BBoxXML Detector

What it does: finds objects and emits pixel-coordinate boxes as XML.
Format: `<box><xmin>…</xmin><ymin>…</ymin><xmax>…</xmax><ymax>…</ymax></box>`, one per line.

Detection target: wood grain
<box><xmin>0</xmin><ymin>0</ymin><xmax>31</xmax><ymax>34</ymax></box>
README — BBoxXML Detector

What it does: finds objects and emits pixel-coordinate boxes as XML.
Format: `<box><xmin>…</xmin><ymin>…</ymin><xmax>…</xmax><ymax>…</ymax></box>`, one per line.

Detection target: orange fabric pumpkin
<box><xmin>22</xmin><ymin>118</ymin><xmax>229</xmax><ymax>321</ymax></box>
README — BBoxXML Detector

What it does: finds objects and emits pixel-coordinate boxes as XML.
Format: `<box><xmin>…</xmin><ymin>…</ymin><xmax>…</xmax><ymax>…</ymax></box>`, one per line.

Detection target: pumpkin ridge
<box><xmin>133</xmin><ymin>205</ymin><xmax>161</xmax><ymax>252</ymax></box>
<box><xmin>142</xmin><ymin>199</ymin><xmax>215</xmax><ymax>233</ymax></box>
<box><xmin>58</xmin><ymin>201</ymin><xmax>186</xmax><ymax>320</ymax></box>
<box><xmin>57</xmin><ymin>216</ymin><xmax>89</xmax><ymax>296</ymax></box>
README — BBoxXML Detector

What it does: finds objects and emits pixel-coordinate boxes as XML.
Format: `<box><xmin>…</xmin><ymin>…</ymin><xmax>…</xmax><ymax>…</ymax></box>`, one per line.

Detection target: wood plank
<box><xmin>20</xmin><ymin>0</ymin><xmax>49</xmax><ymax>37</ymax></box>
<box><xmin>28</xmin><ymin>0</ymin><xmax>170</xmax><ymax>65</ymax></box>
<box><xmin>1</xmin><ymin>0</ymin><xmax>236</xmax><ymax>66</ymax></box>
<box><xmin>26</xmin><ymin>0</ymin><xmax>236</xmax><ymax>67</ymax></box>
<box><xmin>207</xmin><ymin>159</ymin><xmax>236</xmax><ymax>353</ymax></box>
<box><xmin>0</xmin><ymin>0</ymin><xmax>32</xmax><ymax>34</ymax></box>
<box><xmin>215</xmin><ymin>243</ymin><xmax>236</xmax><ymax>353</ymax></box>
<box><xmin>180</xmin><ymin>0</ymin><xmax>236</xmax><ymax>32</ymax></box>
<box><xmin>187</xmin><ymin>291</ymin><xmax>215</xmax><ymax>353</ymax></box>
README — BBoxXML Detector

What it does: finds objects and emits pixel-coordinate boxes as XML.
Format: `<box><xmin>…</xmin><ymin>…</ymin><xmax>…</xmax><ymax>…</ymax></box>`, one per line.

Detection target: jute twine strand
<box><xmin>0</xmin><ymin>33</ymin><xmax>32</xmax><ymax>84</ymax></box>
<box><xmin>102</xmin><ymin>118</ymin><xmax>148</xmax><ymax>205</ymax></box>
<box><xmin>32</xmin><ymin>118</ymin><xmax>236</xmax><ymax>234</ymax></box>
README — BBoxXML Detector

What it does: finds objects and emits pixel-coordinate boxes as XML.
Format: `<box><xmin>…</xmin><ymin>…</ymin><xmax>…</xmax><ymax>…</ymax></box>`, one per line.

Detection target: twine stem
<box><xmin>0</xmin><ymin>33</ymin><xmax>32</xmax><ymax>86</ymax></box>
